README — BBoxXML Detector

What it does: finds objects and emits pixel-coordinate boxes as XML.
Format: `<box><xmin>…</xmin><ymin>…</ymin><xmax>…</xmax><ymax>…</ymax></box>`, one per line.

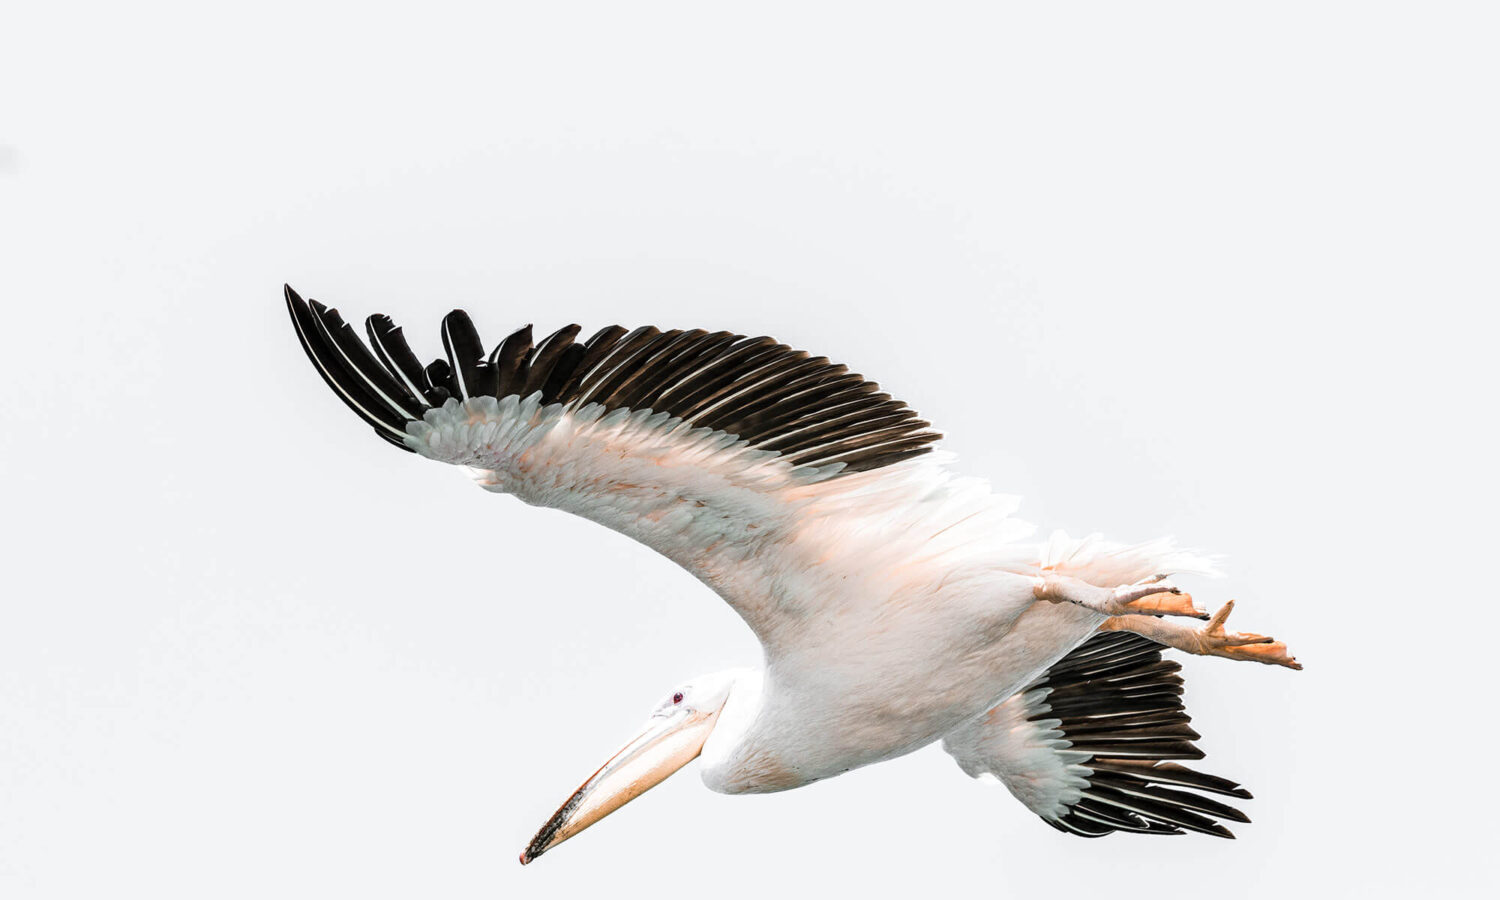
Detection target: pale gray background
<box><xmin>3</xmin><ymin>2</ymin><xmax>1495</xmax><ymax>897</ymax></box>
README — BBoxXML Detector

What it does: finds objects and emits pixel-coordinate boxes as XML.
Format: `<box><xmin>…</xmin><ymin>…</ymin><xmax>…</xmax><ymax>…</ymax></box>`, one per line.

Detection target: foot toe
<box><xmin>1119</xmin><ymin>591</ymin><xmax>1207</xmax><ymax>618</ymax></box>
<box><xmin>1230</xmin><ymin>641</ymin><xmax>1302</xmax><ymax>670</ymax></box>
<box><xmin>1222</xmin><ymin>631</ymin><xmax>1274</xmax><ymax>646</ymax></box>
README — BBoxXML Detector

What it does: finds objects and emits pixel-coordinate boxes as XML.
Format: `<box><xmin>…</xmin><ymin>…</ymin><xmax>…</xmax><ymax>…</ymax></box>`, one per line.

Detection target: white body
<box><xmin>413</xmin><ymin>395</ymin><xmax>1213</xmax><ymax>794</ymax></box>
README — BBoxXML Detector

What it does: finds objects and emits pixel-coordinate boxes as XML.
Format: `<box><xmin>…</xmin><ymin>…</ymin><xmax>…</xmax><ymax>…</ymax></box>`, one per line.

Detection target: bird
<box><xmin>283</xmin><ymin>285</ymin><xmax>1300</xmax><ymax>864</ymax></box>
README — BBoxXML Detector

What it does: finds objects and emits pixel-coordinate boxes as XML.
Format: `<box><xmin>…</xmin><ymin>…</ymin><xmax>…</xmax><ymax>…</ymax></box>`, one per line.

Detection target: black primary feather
<box><xmin>366</xmin><ymin>314</ymin><xmax>436</xmax><ymax>402</ymax></box>
<box><xmin>423</xmin><ymin>359</ymin><xmax>454</xmax><ymax>403</ymax></box>
<box><xmin>440</xmin><ymin>310</ymin><xmax>485</xmax><ymax>400</ymax></box>
<box><xmin>285</xmin><ymin>286</ymin><xmax>414</xmax><ymax>448</ymax></box>
<box><xmin>308</xmin><ymin>300</ymin><xmax>427</xmax><ymax>420</ymax></box>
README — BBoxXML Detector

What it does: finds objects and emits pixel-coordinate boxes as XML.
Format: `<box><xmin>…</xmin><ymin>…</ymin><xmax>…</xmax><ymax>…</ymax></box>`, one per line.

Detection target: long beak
<box><xmin>520</xmin><ymin>706</ymin><xmax>719</xmax><ymax>864</ymax></box>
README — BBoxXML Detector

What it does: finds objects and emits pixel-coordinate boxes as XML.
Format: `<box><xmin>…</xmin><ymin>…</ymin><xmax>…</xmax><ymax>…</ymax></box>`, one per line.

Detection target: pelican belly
<box><xmin>701</xmin><ymin>597</ymin><xmax>1107</xmax><ymax>794</ymax></box>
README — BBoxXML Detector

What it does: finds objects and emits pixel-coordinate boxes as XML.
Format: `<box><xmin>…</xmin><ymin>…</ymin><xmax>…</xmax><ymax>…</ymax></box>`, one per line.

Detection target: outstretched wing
<box><xmin>284</xmin><ymin>285</ymin><xmax>948</xmax><ymax>646</ymax></box>
<box><xmin>943</xmin><ymin>631</ymin><xmax>1253</xmax><ymax>838</ymax></box>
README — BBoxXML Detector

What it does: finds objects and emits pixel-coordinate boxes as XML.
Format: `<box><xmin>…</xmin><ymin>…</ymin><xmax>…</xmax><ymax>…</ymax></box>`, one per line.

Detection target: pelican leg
<box><xmin>1033</xmin><ymin>574</ymin><xmax>1206</xmax><ymax>618</ymax></box>
<box><xmin>1099</xmin><ymin>600</ymin><xmax>1302</xmax><ymax>670</ymax></box>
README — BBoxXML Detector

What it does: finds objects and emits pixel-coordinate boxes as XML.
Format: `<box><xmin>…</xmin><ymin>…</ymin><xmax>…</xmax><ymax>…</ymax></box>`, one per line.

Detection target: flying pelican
<box><xmin>283</xmin><ymin>286</ymin><xmax>1300</xmax><ymax>864</ymax></box>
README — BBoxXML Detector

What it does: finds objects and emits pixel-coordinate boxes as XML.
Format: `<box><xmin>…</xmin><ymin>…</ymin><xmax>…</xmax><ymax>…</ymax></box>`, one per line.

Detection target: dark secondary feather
<box><xmin>1031</xmin><ymin>631</ymin><xmax>1253</xmax><ymax>839</ymax></box>
<box><xmin>489</xmin><ymin>324</ymin><xmax>534</xmax><ymax>399</ymax></box>
<box><xmin>284</xmin><ymin>285</ymin><xmax>939</xmax><ymax>473</ymax></box>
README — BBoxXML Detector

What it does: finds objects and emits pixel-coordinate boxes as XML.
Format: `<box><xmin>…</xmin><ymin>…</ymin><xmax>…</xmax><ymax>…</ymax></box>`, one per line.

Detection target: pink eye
<box><xmin>672</xmin><ymin>692</ymin><xmax>684</xmax><ymax>704</ymax></box>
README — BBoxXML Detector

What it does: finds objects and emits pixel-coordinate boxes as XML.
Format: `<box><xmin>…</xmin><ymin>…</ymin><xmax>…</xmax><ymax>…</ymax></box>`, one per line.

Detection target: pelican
<box><xmin>283</xmin><ymin>286</ymin><xmax>1300</xmax><ymax>864</ymax></box>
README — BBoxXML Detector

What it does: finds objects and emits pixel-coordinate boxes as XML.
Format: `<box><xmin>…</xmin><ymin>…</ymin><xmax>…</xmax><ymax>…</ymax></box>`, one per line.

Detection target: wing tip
<box><xmin>283</xmin><ymin>283</ymin><xmax>426</xmax><ymax>448</ymax></box>
<box><xmin>1010</xmin><ymin>632</ymin><xmax>1257</xmax><ymax>841</ymax></box>
<box><xmin>287</xmin><ymin>288</ymin><xmax>942</xmax><ymax>477</ymax></box>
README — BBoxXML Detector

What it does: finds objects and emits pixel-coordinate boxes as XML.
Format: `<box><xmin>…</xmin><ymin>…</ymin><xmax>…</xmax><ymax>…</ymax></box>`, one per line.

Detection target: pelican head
<box><xmin>520</xmin><ymin>669</ymin><xmax>751</xmax><ymax>864</ymax></box>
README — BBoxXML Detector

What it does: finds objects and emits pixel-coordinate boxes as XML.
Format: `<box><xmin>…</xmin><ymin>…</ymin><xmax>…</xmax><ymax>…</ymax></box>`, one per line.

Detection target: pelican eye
<box><xmin>672</xmin><ymin>692</ymin><xmax>684</xmax><ymax>705</ymax></box>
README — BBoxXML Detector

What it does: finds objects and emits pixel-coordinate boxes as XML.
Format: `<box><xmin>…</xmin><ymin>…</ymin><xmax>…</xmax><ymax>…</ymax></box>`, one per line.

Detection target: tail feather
<box><xmin>1040</xmin><ymin>530</ymin><xmax>1221</xmax><ymax>584</ymax></box>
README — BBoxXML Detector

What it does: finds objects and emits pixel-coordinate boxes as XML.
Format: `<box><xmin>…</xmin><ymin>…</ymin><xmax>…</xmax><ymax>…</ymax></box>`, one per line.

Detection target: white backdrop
<box><xmin>3</xmin><ymin>3</ymin><xmax>1495</xmax><ymax>897</ymax></box>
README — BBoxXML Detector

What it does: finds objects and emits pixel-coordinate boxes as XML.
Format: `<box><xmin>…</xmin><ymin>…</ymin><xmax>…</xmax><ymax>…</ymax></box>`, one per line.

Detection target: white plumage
<box><xmin>285</xmin><ymin>286</ymin><xmax>1299</xmax><ymax>861</ymax></box>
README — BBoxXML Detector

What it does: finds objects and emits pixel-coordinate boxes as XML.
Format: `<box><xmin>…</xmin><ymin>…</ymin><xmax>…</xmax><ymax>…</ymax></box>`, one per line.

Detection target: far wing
<box><xmin>942</xmin><ymin>631</ymin><xmax>1253</xmax><ymax>838</ymax></box>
